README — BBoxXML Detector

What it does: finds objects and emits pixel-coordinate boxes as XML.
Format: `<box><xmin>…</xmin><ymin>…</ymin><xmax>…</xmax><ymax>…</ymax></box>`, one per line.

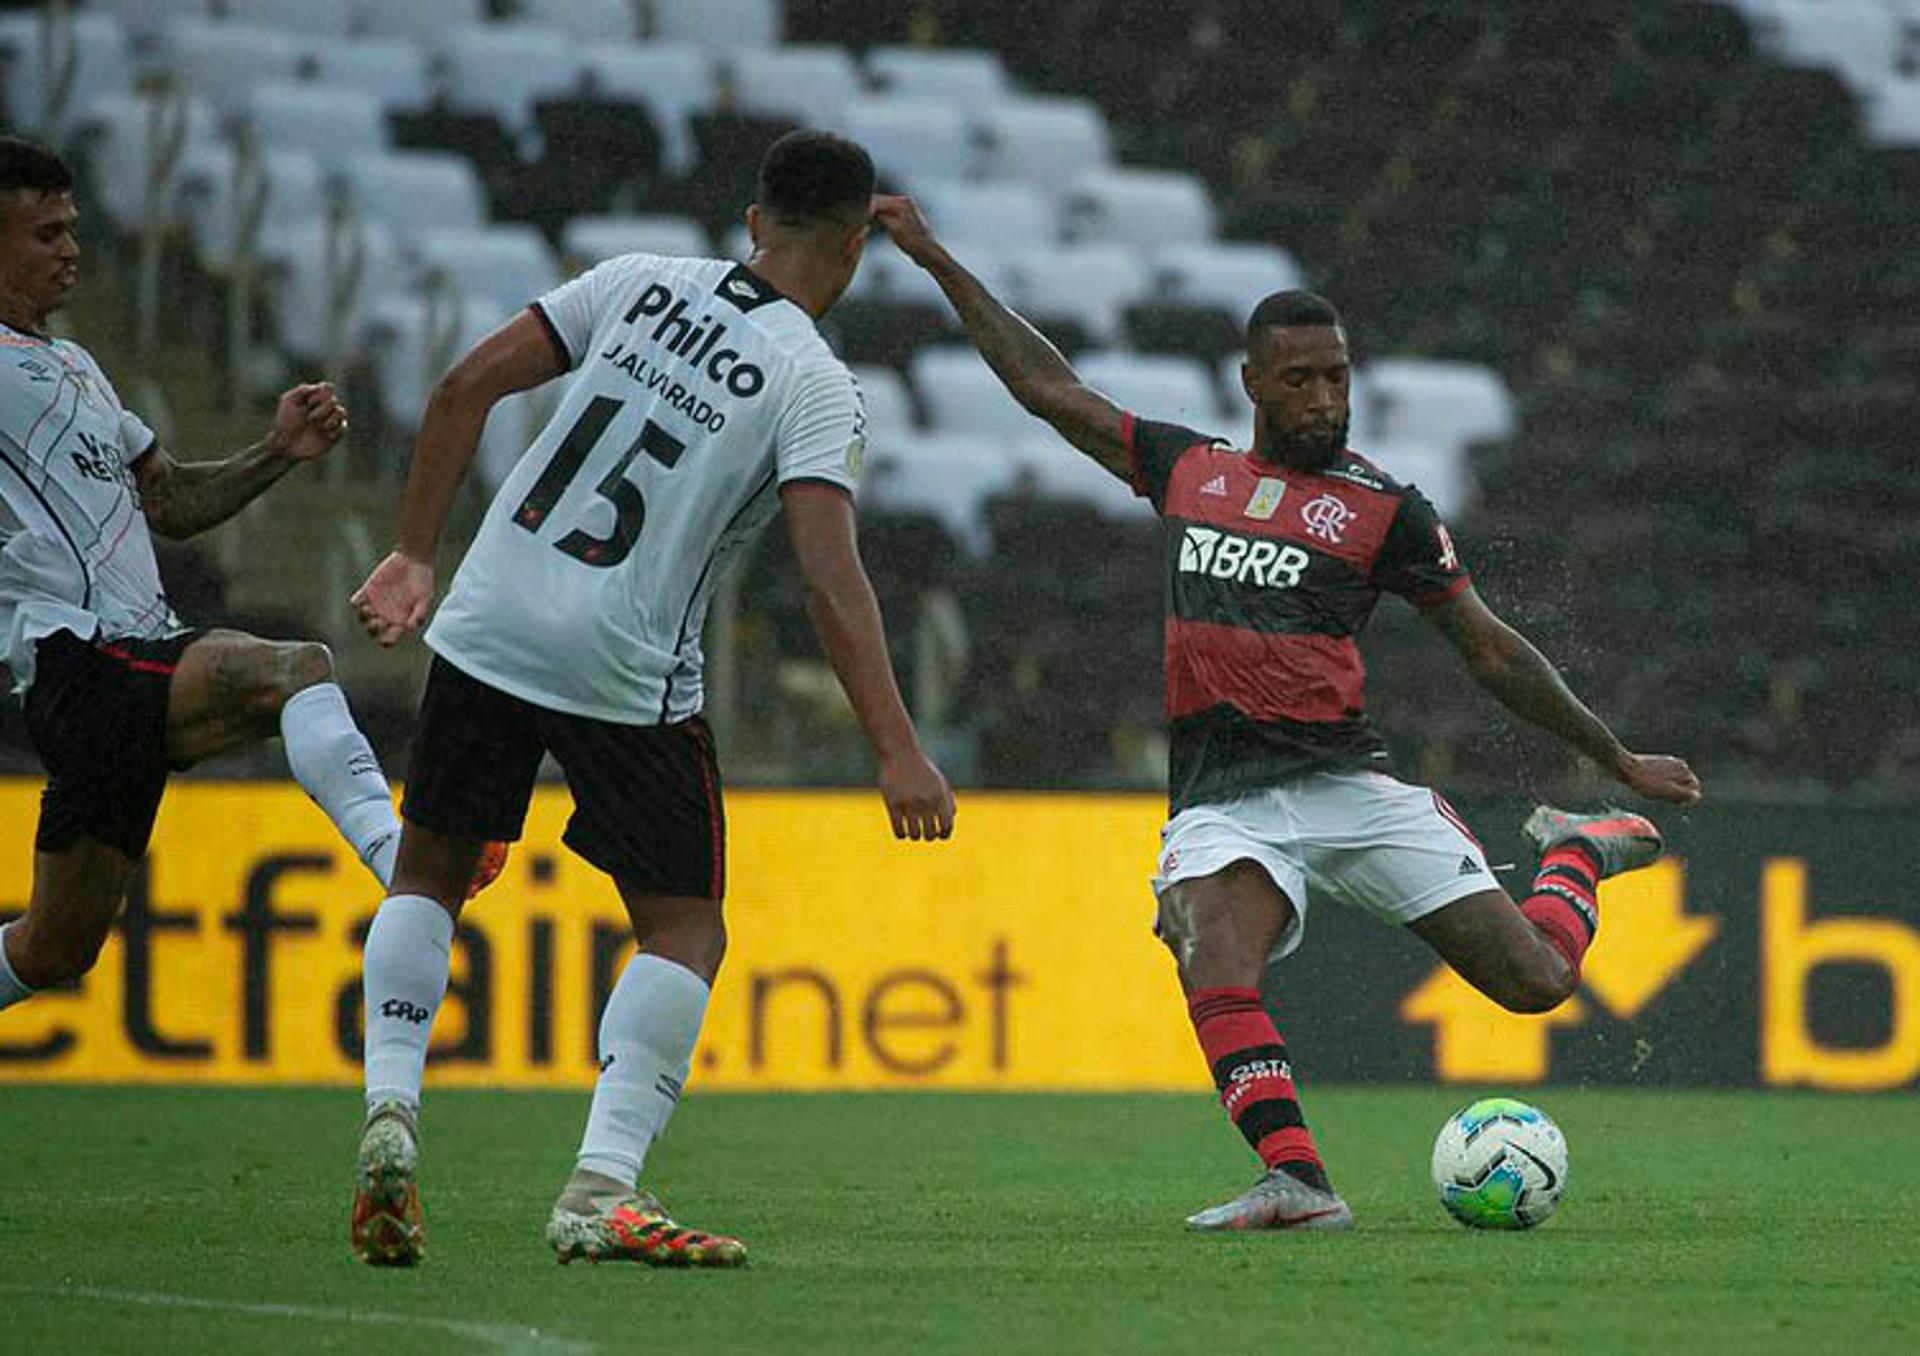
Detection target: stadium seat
<box><xmin>337</xmin><ymin>150</ymin><xmax>488</xmax><ymax>241</ymax></box>
<box><xmin>523</xmin><ymin>95</ymin><xmax>664</xmax><ymax>229</ymax></box>
<box><xmin>89</xmin><ymin>0</ymin><xmax>208</xmax><ymax>55</ymax></box>
<box><xmin>178</xmin><ymin>143</ymin><xmax>326</xmax><ymax>272</ymax></box>
<box><xmin>836</xmin><ymin>96</ymin><xmax>974</xmax><ymax>184</ymax></box>
<box><xmin>258</xmin><ymin>214</ymin><xmax>409</xmax><ymax>367</ymax></box>
<box><xmin>439</xmin><ymin>23</ymin><xmax>585</xmax><ymax>136</ymax></box>
<box><xmin>1356</xmin><ymin>437</ymin><xmax>1477</xmax><ymax>519</ymax></box>
<box><xmin>224</xmin><ymin>0</ymin><xmax>355</xmax><ymax>39</ymax></box>
<box><xmin>357</xmin><ymin>0</ymin><xmax>486</xmax><ymax>43</ymax></box>
<box><xmin>385</xmin><ymin>105</ymin><xmax>522</xmax><ymax>189</ymax></box>
<box><xmin>519</xmin><ymin>0</ymin><xmax>642</xmax><ymax>43</ymax></box>
<box><xmin>159</xmin><ymin>19</ymin><xmax>299</xmax><ymax>120</ymax></box>
<box><xmin>723</xmin><ymin>45</ymin><xmax>860</xmax><ymax>128</ymax></box>
<box><xmin>582</xmin><ymin>42</ymin><xmax>718</xmax><ymax>176</ymax></box>
<box><xmin>1062</xmin><ymin>167</ymin><xmax>1217</xmax><ymax>246</ymax></box>
<box><xmin>1014</xmin><ymin>428</ymin><xmax>1154</xmax><ymax>521</ymax></box>
<box><xmin>909</xmin><ymin>346</ymin><xmax>1043</xmax><ymax>439</ymax></box>
<box><xmin>845</xmin><ymin>235</ymin><xmax>951</xmax><ymax>308</ymax></box>
<box><xmin>408</xmin><ymin>225</ymin><xmax>563</xmax><ymax>317</ymax></box>
<box><xmin>650</xmin><ymin>0</ymin><xmax>782</xmax><ymax>48</ymax></box>
<box><xmin>0</xmin><ymin>11</ymin><xmax>134</xmax><ymax>145</ymax></box>
<box><xmin>1003</xmin><ymin>243</ymin><xmax>1151</xmax><ymax>346</ymax></box>
<box><xmin>1349</xmin><ymin>358</ymin><xmax>1517</xmax><ymax>453</ymax></box>
<box><xmin>560</xmin><ymin>214</ymin><xmax>711</xmax><ymax>269</ymax></box>
<box><xmin>849</xmin><ymin>363</ymin><xmax>917</xmax><ymax>443</ymax></box>
<box><xmin>1863</xmin><ymin>80</ymin><xmax>1920</xmax><ymax>147</ymax></box>
<box><xmin>1754</xmin><ymin>0</ymin><xmax>1900</xmax><ymax>96</ymax></box>
<box><xmin>302</xmin><ymin>38</ymin><xmax>433</xmax><ymax>114</ymax></box>
<box><xmin>975</xmin><ymin>96</ymin><xmax>1112</xmax><ymax>184</ymax></box>
<box><xmin>75</xmin><ymin>89</ymin><xmax>222</xmax><ymax>231</ymax></box>
<box><xmin>366</xmin><ymin>289</ymin><xmax>530</xmax><ymax>483</ymax></box>
<box><xmin>864</xmin><ymin>46</ymin><xmax>1010</xmax><ymax>116</ymax></box>
<box><xmin>244</xmin><ymin>81</ymin><xmax>389</xmax><ymax>172</ymax></box>
<box><xmin>1075</xmin><ymin>351</ymin><xmax>1226</xmax><ymax>430</ymax></box>
<box><xmin>1149</xmin><ymin>241</ymin><xmax>1303</xmax><ymax>314</ymax></box>
<box><xmin>910</xmin><ymin>177</ymin><xmax>1061</xmax><ymax>252</ymax></box>
<box><xmin>861</xmin><ymin>431</ymin><xmax>1041</xmax><ymax>555</ymax></box>
<box><xmin>824</xmin><ymin>299</ymin><xmax>957</xmax><ymax>371</ymax></box>
<box><xmin>1122</xmin><ymin>302</ymin><xmax>1243</xmax><ymax>366</ymax></box>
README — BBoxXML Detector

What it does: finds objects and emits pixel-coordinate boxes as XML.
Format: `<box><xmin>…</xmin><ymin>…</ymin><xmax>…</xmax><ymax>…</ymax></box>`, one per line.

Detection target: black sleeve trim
<box><xmin>128</xmin><ymin>437</ymin><xmax>161</xmax><ymax>469</ymax></box>
<box><xmin>529</xmin><ymin>301</ymin><xmax>574</xmax><ymax>371</ymax></box>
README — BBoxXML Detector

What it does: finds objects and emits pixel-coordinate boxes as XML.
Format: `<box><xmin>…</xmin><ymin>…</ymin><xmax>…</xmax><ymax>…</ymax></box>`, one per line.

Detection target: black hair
<box><xmin>1246</xmin><ymin>288</ymin><xmax>1343</xmax><ymax>345</ymax></box>
<box><xmin>0</xmin><ymin>135</ymin><xmax>74</xmax><ymax>197</ymax></box>
<box><xmin>755</xmin><ymin>129</ymin><xmax>875</xmax><ymax>229</ymax></box>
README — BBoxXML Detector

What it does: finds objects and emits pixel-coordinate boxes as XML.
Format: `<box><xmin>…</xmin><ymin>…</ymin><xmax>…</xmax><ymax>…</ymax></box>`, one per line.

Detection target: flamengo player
<box><xmin>0</xmin><ymin>136</ymin><xmax>492</xmax><ymax>1025</ymax></box>
<box><xmin>347</xmin><ymin>132</ymin><xmax>953</xmax><ymax>1267</ymax></box>
<box><xmin>875</xmin><ymin>195</ymin><xmax>1699</xmax><ymax>1230</ymax></box>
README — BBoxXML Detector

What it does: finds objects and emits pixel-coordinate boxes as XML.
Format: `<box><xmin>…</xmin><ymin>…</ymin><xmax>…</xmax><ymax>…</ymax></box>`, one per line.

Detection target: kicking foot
<box><xmin>351</xmin><ymin>1100</ymin><xmax>425</xmax><ymax>1266</ymax></box>
<box><xmin>466</xmin><ymin>841</ymin><xmax>510</xmax><ymax>899</ymax></box>
<box><xmin>1185</xmin><ymin>1166</ymin><xmax>1354</xmax><ymax>1231</ymax></box>
<box><xmin>546</xmin><ymin>1193</ymin><xmax>748</xmax><ymax>1267</ymax></box>
<box><xmin>1522</xmin><ymin>805</ymin><xmax>1662</xmax><ymax>879</ymax></box>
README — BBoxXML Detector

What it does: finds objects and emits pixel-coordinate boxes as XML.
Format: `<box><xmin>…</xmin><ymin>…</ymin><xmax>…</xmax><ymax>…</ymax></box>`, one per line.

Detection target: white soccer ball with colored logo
<box><xmin>1430</xmin><ymin>1097</ymin><xmax>1568</xmax><ymax>1230</ymax></box>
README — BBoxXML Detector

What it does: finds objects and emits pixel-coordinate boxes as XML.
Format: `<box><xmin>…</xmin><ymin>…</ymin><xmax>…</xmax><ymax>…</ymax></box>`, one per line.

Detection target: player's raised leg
<box><xmin>1157</xmin><ymin>858</ymin><xmax>1353</xmax><ymax>1232</ymax></box>
<box><xmin>546</xmin><ymin>885</ymin><xmax>747</xmax><ymax>1267</ymax></box>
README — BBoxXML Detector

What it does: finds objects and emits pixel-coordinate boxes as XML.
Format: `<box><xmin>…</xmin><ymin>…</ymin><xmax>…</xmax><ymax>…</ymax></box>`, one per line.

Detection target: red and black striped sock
<box><xmin>1521</xmin><ymin>843</ymin><xmax>1602</xmax><ymax>974</ymax></box>
<box><xmin>1187</xmin><ymin>986</ymin><xmax>1328</xmax><ymax>1191</ymax></box>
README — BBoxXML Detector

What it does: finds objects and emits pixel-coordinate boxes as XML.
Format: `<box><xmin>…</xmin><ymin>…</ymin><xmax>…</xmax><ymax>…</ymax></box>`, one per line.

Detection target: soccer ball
<box><xmin>1430</xmin><ymin>1097</ymin><xmax>1568</xmax><ymax>1230</ymax></box>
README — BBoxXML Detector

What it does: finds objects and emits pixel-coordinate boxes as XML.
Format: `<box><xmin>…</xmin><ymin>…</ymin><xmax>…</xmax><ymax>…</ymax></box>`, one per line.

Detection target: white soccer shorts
<box><xmin>1151</xmin><ymin>769</ymin><xmax>1497</xmax><ymax>961</ymax></box>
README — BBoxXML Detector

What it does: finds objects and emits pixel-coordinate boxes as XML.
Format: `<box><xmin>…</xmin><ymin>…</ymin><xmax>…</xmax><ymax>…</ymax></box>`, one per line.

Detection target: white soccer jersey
<box><xmin>0</xmin><ymin>324</ymin><xmax>173</xmax><ymax>694</ymax></box>
<box><xmin>426</xmin><ymin>254</ymin><xmax>867</xmax><ymax>724</ymax></box>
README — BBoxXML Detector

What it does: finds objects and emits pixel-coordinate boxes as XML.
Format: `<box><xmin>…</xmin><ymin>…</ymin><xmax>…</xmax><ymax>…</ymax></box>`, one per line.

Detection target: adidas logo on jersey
<box><xmin>621</xmin><ymin>283</ymin><xmax>768</xmax><ymax>399</ymax></box>
<box><xmin>1200</xmin><ymin>473</ymin><xmax>1229</xmax><ymax>497</ymax></box>
<box><xmin>1177</xmin><ymin>525</ymin><xmax>1310</xmax><ymax>588</ymax></box>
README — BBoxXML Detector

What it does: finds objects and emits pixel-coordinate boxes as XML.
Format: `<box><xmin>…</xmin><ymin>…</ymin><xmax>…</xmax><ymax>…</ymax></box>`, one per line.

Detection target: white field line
<box><xmin>1</xmin><ymin>1282</ymin><xmax>597</xmax><ymax>1355</ymax></box>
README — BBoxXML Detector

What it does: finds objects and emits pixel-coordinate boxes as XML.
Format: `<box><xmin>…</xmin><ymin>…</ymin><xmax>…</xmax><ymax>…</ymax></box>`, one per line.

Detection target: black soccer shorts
<box><xmin>401</xmin><ymin>656</ymin><xmax>725</xmax><ymax>899</ymax></box>
<box><xmin>25</xmin><ymin>627</ymin><xmax>202</xmax><ymax>859</ymax></box>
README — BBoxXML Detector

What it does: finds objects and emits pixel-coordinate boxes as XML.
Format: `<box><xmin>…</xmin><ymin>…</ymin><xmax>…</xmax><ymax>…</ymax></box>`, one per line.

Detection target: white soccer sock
<box><xmin>575</xmin><ymin>953</ymin><xmax>711</xmax><ymax>1185</ymax></box>
<box><xmin>0</xmin><ymin>922</ymin><xmax>34</xmax><ymax>1011</ymax></box>
<box><xmin>362</xmin><ymin>894</ymin><xmax>454</xmax><ymax>1114</ymax></box>
<box><xmin>280</xmin><ymin>682</ymin><xmax>402</xmax><ymax>886</ymax></box>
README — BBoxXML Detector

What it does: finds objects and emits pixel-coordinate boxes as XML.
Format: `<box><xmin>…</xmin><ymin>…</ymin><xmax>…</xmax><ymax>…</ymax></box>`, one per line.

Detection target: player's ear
<box><xmin>1240</xmin><ymin>359</ymin><xmax>1256</xmax><ymax>402</ymax></box>
<box><xmin>745</xmin><ymin>203</ymin><xmax>763</xmax><ymax>248</ymax></box>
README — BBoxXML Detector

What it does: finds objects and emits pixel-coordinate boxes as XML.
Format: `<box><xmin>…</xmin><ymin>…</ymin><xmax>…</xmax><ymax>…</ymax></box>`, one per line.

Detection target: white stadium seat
<box><xmin>1356</xmin><ymin>437</ymin><xmax>1477</xmax><ymax>519</ymax></box>
<box><xmin>560</xmin><ymin>214</ymin><xmax>711</xmax><ymax>268</ymax></box>
<box><xmin>976</xmin><ymin>96</ymin><xmax>1112</xmax><ymax>184</ymax></box>
<box><xmin>410</xmin><ymin>225</ymin><xmax>564</xmax><ymax>317</ymax></box>
<box><xmin>0</xmin><ymin>11</ymin><xmax>135</xmax><ymax>144</ymax></box>
<box><xmin>1148</xmin><ymin>241</ymin><xmax>1304</xmax><ymax>314</ymax></box>
<box><xmin>1015</xmin><ymin>429</ymin><xmax>1154</xmax><ymax>521</ymax></box>
<box><xmin>1003</xmin><ymin>243</ymin><xmax>1151</xmax><ymax>345</ymax></box>
<box><xmin>836</xmin><ymin>96</ymin><xmax>974</xmax><ymax>184</ymax></box>
<box><xmin>1075</xmin><ymin>351</ymin><xmax>1226</xmax><ymax>431</ymax></box>
<box><xmin>1063</xmin><ymin>167</ymin><xmax>1217</xmax><ymax>247</ymax></box>
<box><xmin>650</xmin><ymin>0</ymin><xmax>782</xmax><ymax>48</ymax></box>
<box><xmin>583</xmin><ymin>42</ymin><xmax>718</xmax><ymax>176</ymax></box>
<box><xmin>909</xmin><ymin>347</ymin><xmax>1043</xmax><ymax>439</ymax></box>
<box><xmin>258</xmin><ymin>216</ymin><xmax>409</xmax><ymax>367</ymax></box>
<box><xmin>366</xmin><ymin>290</ymin><xmax>530</xmax><ymax>485</ymax></box>
<box><xmin>77</xmin><ymin>90</ymin><xmax>222</xmax><ymax>231</ymax></box>
<box><xmin>849</xmin><ymin>364</ymin><xmax>916</xmax><ymax>443</ymax></box>
<box><xmin>439</xmin><ymin>23</ymin><xmax>584</xmax><ymax>135</ymax></box>
<box><xmin>865</xmin><ymin>46</ymin><xmax>1010</xmax><ymax>116</ymax></box>
<box><xmin>910</xmin><ymin>177</ymin><xmax>1062</xmax><ymax>251</ymax></box>
<box><xmin>303</xmin><ymin>38</ymin><xmax>433</xmax><ymax>114</ymax></box>
<box><xmin>861</xmin><ymin>431</ymin><xmax>1040</xmax><ymax>555</ymax></box>
<box><xmin>357</xmin><ymin>0</ymin><xmax>487</xmax><ymax>43</ymax></box>
<box><xmin>1349</xmin><ymin>358</ymin><xmax>1517</xmax><ymax>451</ymax></box>
<box><xmin>224</xmin><ymin>0</ymin><xmax>356</xmax><ymax>39</ymax></box>
<box><xmin>519</xmin><ymin>0</ymin><xmax>642</xmax><ymax>42</ymax></box>
<box><xmin>724</xmin><ymin>45</ymin><xmax>860</xmax><ymax>128</ymax></box>
<box><xmin>845</xmin><ymin>235</ymin><xmax>951</xmax><ymax>307</ymax></box>
<box><xmin>1756</xmin><ymin>0</ymin><xmax>1900</xmax><ymax>95</ymax></box>
<box><xmin>90</xmin><ymin>0</ymin><xmax>208</xmax><ymax>54</ymax></box>
<box><xmin>178</xmin><ymin>143</ymin><xmax>327</xmax><ymax>271</ymax></box>
<box><xmin>161</xmin><ymin>19</ymin><xmax>299</xmax><ymax>119</ymax></box>
<box><xmin>338</xmin><ymin>150</ymin><xmax>488</xmax><ymax>241</ymax></box>
<box><xmin>1863</xmin><ymin>79</ymin><xmax>1920</xmax><ymax>146</ymax></box>
<box><xmin>244</xmin><ymin>82</ymin><xmax>389</xmax><ymax>171</ymax></box>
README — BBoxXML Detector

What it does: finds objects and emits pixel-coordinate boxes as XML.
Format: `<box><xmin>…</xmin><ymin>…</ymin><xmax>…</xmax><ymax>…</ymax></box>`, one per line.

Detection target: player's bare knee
<box><xmin>276</xmin><ymin>641</ymin><xmax>335</xmax><ymax>702</ymax></box>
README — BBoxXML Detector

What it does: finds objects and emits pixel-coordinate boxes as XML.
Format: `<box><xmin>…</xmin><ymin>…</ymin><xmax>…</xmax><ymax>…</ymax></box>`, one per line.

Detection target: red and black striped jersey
<box><xmin>1122</xmin><ymin>413</ymin><xmax>1471</xmax><ymax>812</ymax></box>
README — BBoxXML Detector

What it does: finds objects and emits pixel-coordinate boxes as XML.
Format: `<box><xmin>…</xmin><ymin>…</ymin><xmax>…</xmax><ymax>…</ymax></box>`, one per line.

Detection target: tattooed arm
<box><xmin>136</xmin><ymin>382</ymin><xmax>347</xmax><ymax>539</ymax></box>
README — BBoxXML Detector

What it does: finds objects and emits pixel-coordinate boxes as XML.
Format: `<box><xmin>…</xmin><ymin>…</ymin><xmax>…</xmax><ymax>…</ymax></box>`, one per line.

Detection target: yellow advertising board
<box><xmin>0</xmin><ymin>782</ymin><xmax>1207</xmax><ymax>1090</ymax></box>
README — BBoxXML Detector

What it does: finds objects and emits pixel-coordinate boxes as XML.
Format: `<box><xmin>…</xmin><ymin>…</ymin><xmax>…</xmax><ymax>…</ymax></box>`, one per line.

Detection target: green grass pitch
<box><xmin>2</xmin><ymin>1086</ymin><xmax>1915</xmax><ymax>1354</ymax></box>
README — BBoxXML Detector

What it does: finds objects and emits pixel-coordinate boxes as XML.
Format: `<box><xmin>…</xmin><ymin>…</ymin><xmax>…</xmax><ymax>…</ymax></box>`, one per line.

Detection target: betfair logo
<box><xmin>1177</xmin><ymin>526</ymin><xmax>1309</xmax><ymax>588</ymax></box>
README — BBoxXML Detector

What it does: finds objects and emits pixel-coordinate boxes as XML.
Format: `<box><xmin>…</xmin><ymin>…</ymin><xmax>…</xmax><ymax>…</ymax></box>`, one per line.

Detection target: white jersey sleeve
<box><xmin>774</xmin><ymin>360</ymin><xmax>865</xmax><ymax>495</ymax></box>
<box><xmin>532</xmin><ymin>253</ymin><xmax>664</xmax><ymax>370</ymax></box>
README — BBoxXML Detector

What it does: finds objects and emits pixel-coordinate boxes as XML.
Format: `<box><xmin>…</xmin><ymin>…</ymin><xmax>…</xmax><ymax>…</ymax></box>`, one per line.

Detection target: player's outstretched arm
<box><xmin>1423</xmin><ymin>586</ymin><xmax>1703</xmax><ymax>805</ymax></box>
<box><xmin>136</xmin><ymin>382</ymin><xmax>349</xmax><ymax>539</ymax></box>
<box><xmin>352</xmin><ymin>310</ymin><xmax>564</xmax><ymax>647</ymax></box>
<box><xmin>782</xmin><ymin>481</ymin><xmax>955</xmax><ymax>842</ymax></box>
<box><xmin>872</xmin><ymin>194</ymin><xmax>1132</xmax><ymax>482</ymax></box>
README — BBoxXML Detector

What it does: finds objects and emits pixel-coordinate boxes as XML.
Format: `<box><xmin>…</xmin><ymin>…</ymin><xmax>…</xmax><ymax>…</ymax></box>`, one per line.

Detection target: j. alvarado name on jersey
<box><xmin>596</xmin><ymin>283</ymin><xmax>770</xmax><ymax>433</ymax></box>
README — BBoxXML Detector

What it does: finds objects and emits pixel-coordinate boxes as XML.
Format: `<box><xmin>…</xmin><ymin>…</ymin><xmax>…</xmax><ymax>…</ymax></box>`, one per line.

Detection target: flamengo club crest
<box><xmin>1299</xmin><ymin>492</ymin><xmax>1354</xmax><ymax>543</ymax></box>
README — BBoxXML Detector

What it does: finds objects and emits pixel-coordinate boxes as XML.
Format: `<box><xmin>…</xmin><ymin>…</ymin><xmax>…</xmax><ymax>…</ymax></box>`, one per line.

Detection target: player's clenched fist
<box><xmin>271</xmin><ymin>381</ymin><xmax>349</xmax><ymax>462</ymax></box>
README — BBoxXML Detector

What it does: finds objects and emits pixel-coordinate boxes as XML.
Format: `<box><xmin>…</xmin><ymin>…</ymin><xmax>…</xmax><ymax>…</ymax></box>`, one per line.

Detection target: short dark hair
<box><xmin>1247</xmin><ymin>289</ymin><xmax>1343</xmax><ymax>345</ymax></box>
<box><xmin>755</xmin><ymin>130</ymin><xmax>874</xmax><ymax>229</ymax></box>
<box><xmin>0</xmin><ymin>135</ymin><xmax>74</xmax><ymax>198</ymax></box>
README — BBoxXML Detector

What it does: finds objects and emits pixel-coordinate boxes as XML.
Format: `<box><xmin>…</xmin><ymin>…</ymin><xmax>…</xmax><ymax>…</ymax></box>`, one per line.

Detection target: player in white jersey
<box><xmin>347</xmin><ymin>130</ymin><xmax>955</xmax><ymax>1268</ymax></box>
<box><xmin>0</xmin><ymin>137</ymin><xmax>502</xmax><ymax>1029</ymax></box>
